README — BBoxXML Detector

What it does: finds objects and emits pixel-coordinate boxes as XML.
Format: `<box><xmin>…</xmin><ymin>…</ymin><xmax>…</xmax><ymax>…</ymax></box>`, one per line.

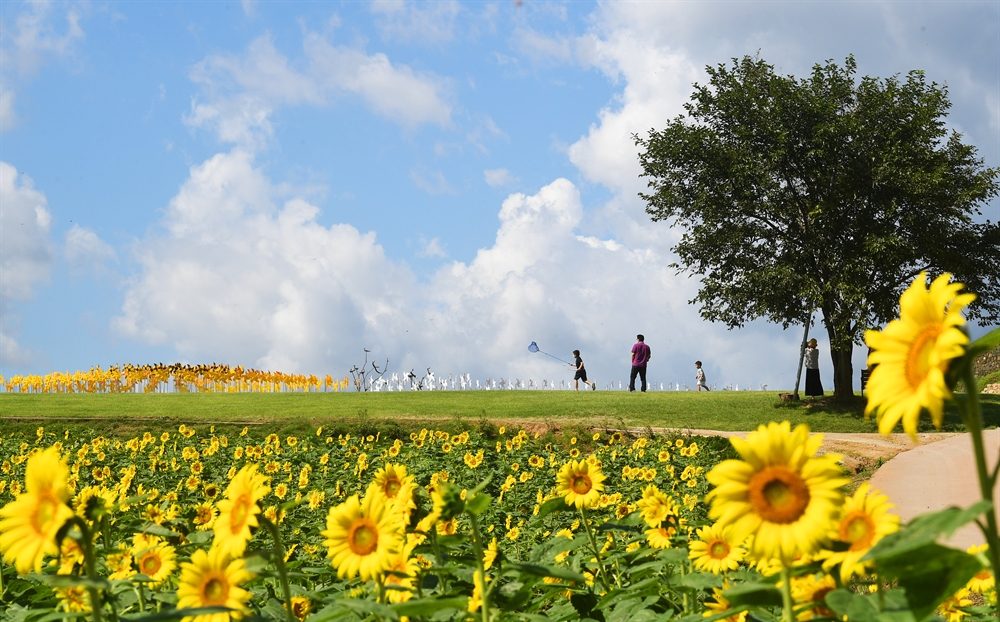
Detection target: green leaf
<box><xmin>536</xmin><ymin>496</ymin><xmax>574</xmax><ymax>520</ymax></box>
<box><xmin>465</xmin><ymin>493</ymin><xmax>492</xmax><ymax>516</ymax></box>
<box><xmin>864</xmin><ymin>502</ymin><xmax>992</xmax><ymax>561</ymax></box>
<box><xmin>141</xmin><ymin>523</ymin><xmax>182</xmax><ymax>538</ymax></box>
<box><xmin>119</xmin><ymin>608</ymin><xmax>232</xmax><ymax>622</ymax></box>
<box><xmin>41</xmin><ymin>575</ymin><xmax>111</xmax><ymax>591</ymax></box>
<box><xmin>391</xmin><ymin>596</ymin><xmax>469</xmax><ymax>616</ymax></box>
<box><xmin>32</xmin><ymin>614</ymin><xmax>90</xmax><ymax>622</ymax></box>
<box><xmin>596</xmin><ymin>577</ymin><xmax>661</xmax><ymax>607</ymax></box>
<box><xmin>824</xmin><ymin>589</ymin><xmax>857</xmax><ymax>618</ymax></box>
<box><xmin>875</xmin><ymin>543</ymin><xmax>982</xmax><ymax>622</ymax></box>
<box><xmin>570</xmin><ymin>592</ymin><xmax>603</xmax><ymax>622</ymax></box>
<box><xmin>876</xmin><ymin>611</ymin><xmax>917</xmax><ymax>622</ymax></box>
<box><xmin>722</xmin><ymin>582</ymin><xmax>783</xmax><ymax>608</ymax></box>
<box><xmin>469</xmin><ymin>474</ymin><xmax>494</xmax><ymax>496</ymax></box>
<box><xmin>506</xmin><ymin>563</ymin><xmax>587</xmax><ymax>584</ymax></box>
<box><xmin>679</xmin><ymin>573</ymin><xmax>723</xmax><ymax>590</ymax></box>
<box><xmin>333</xmin><ymin>597</ymin><xmax>399</xmax><ymax>621</ymax></box>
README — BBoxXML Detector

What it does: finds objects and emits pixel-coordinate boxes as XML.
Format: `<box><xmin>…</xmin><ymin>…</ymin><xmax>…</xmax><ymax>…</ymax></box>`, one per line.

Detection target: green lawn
<box><xmin>2</xmin><ymin>390</ymin><xmax>997</xmax><ymax>438</ymax></box>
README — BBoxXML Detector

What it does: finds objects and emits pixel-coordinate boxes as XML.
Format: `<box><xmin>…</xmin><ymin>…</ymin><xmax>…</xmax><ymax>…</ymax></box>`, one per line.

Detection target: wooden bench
<box><xmin>861</xmin><ymin>368</ymin><xmax>872</xmax><ymax>396</ymax></box>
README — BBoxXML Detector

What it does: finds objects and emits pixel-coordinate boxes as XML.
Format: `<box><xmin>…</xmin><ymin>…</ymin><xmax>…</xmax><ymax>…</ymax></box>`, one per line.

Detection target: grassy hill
<box><xmin>2</xmin><ymin>390</ymin><xmax>998</xmax><ymax>438</ymax></box>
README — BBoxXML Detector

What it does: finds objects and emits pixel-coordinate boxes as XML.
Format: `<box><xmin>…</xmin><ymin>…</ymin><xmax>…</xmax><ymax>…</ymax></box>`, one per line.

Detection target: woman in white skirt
<box><xmin>804</xmin><ymin>338</ymin><xmax>824</xmax><ymax>398</ymax></box>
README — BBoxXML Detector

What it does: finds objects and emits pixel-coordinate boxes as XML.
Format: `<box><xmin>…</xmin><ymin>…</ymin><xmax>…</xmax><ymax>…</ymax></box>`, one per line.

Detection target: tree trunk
<box><xmin>829</xmin><ymin>345</ymin><xmax>855</xmax><ymax>401</ymax></box>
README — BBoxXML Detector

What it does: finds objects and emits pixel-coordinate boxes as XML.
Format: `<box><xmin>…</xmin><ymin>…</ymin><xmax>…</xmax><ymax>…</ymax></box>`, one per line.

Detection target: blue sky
<box><xmin>1</xmin><ymin>0</ymin><xmax>998</xmax><ymax>390</ymax></box>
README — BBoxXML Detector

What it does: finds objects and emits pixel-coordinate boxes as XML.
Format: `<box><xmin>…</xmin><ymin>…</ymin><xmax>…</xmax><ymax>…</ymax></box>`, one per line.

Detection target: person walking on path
<box><xmin>695</xmin><ymin>361</ymin><xmax>710</xmax><ymax>391</ymax></box>
<box><xmin>804</xmin><ymin>338</ymin><xmax>824</xmax><ymax>398</ymax></box>
<box><xmin>571</xmin><ymin>350</ymin><xmax>597</xmax><ymax>391</ymax></box>
<box><xmin>629</xmin><ymin>334</ymin><xmax>651</xmax><ymax>392</ymax></box>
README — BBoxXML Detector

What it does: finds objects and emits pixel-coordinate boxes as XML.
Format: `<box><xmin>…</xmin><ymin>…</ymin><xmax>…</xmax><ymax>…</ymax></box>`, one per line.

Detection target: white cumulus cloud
<box><xmin>483</xmin><ymin>167</ymin><xmax>516</xmax><ymax>187</ymax></box>
<box><xmin>370</xmin><ymin>0</ymin><xmax>462</xmax><ymax>45</ymax></box>
<box><xmin>185</xmin><ymin>33</ymin><xmax>452</xmax><ymax>147</ymax></box>
<box><xmin>65</xmin><ymin>224</ymin><xmax>117</xmax><ymax>274</ymax></box>
<box><xmin>0</xmin><ymin>162</ymin><xmax>55</xmax><ymax>366</ymax></box>
<box><xmin>0</xmin><ymin>0</ymin><xmax>85</xmax><ymax>132</ymax></box>
<box><xmin>115</xmin><ymin>154</ymin><xmax>807</xmax><ymax>388</ymax></box>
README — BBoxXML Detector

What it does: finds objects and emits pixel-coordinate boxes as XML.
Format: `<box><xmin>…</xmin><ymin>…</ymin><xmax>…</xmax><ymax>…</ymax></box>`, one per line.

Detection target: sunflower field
<box><xmin>1</xmin><ymin>272</ymin><xmax>1000</xmax><ymax>622</ymax></box>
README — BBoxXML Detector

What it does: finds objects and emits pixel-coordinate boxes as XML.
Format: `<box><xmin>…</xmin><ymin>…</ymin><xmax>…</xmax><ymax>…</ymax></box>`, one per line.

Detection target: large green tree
<box><xmin>635</xmin><ymin>55</ymin><xmax>1000</xmax><ymax>400</ymax></box>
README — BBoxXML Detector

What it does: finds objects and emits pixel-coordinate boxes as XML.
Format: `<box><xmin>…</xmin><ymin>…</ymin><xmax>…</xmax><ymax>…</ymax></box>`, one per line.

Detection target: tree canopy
<box><xmin>635</xmin><ymin>55</ymin><xmax>1000</xmax><ymax>399</ymax></box>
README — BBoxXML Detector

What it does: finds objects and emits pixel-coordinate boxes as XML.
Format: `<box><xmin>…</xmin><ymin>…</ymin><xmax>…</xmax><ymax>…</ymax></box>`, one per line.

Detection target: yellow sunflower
<box><xmin>0</xmin><ymin>446</ymin><xmax>75</xmax><ymax>575</ymax></box>
<box><xmin>193</xmin><ymin>501</ymin><xmax>218</xmax><ymax>531</ymax></box>
<box><xmin>55</xmin><ymin>586</ymin><xmax>91</xmax><ymax>613</ymax></box>
<box><xmin>372</xmin><ymin>464</ymin><xmax>416</xmax><ymax>520</ymax></box>
<box><xmin>645</xmin><ymin>522</ymin><xmax>677</xmax><ymax>549</ymax></box>
<box><xmin>177</xmin><ymin>546</ymin><xmax>253</xmax><ymax>622</ymax></box>
<box><xmin>555</xmin><ymin>459</ymin><xmax>606</xmax><ymax>509</ymax></box>
<box><xmin>689</xmin><ymin>523</ymin><xmax>746</xmax><ymax>574</ymax></box>
<box><xmin>322</xmin><ymin>483</ymin><xmax>405</xmax><ymax>581</ymax></box>
<box><xmin>635</xmin><ymin>485</ymin><xmax>673</xmax><ymax>527</ymax></box>
<box><xmin>483</xmin><ymin>537</ymin><xmax>499</xmax><ymax>570</ymax></box>
<box><xmin>966</xmin><ymin>544</ymin><xmax>994</xmax><ymax>594</ymax></box>
<box><xmin>135</xmin><ymin>543</ymin><xmax>177</xmax><ymax>588</ymax></box>
<box><xmin>706</xmin><ymin>422</ymin><xmax>847</xmax><ymax>564</ymax></box>
<box><xmin>290</xmin><ymin>595</ymin><xmax>312</xmax><ymax>621</ymax></box>
<box><xmin>383</xmin><ymin>540</ymin><xmax>419</xmax><ymax>604</ymax></box>
<box><xmin>790</xmin><ymin>573</ymin><xmax>836</xmax><ymax>620</ymax></box>
<box><xmin>819</xmin><ymin>483</ymin><xmax>899</xmax><ymax>583</ymax></box>
<box><xmin>213</xmin><ymin>464</ymin><xmax>270</xmax><ymax>558</ymax></box>
<box><xmin>703</xmin><ymin>580</ymin><xmax>748</xmax><ymax>622</ymax></box>
<box><xmin>938</xmin><ymin>587</ymin><xmax>973</xmax><ymax>622</ymax></box>
<box><xmin>865</xmin><ymin>272</ymin><xmax>975</xmax><ymax>439</ymax></box>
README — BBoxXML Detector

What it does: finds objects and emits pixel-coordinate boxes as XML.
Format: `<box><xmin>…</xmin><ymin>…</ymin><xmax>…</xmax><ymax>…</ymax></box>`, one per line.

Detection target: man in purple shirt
<box><xmin>629</xmin><ymin>334</ymin><xmax>651</xmax><ymax>392</ymax></box>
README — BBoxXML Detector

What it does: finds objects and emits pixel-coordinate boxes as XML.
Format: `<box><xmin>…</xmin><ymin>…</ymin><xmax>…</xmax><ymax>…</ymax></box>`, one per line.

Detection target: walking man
<box><xmin>629</xmin><ymin>334</ymin><xmax>651</xmax><ymax>392</ymax></box>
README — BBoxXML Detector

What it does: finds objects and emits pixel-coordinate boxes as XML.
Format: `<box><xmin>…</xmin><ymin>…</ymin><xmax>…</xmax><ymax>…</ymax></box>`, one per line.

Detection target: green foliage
<box><xmin>635</xmin><ymin>54</ymin><xmax>1000</xmax><ymax>399</ymax></box>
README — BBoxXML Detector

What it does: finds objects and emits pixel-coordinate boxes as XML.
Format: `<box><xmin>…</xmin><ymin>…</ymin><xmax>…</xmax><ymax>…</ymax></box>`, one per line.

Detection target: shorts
<box><xmin>574</xmin><ymin>369</ymin><xmax>588</xmax><ymax>382</ymax></box>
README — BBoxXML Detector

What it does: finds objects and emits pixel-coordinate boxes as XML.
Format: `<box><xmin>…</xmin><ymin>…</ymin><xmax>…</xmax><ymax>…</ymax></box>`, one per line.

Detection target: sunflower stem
<box><xmin>679</xmin><ymin>561</ymin><xmax>689</xmax><ymax>613</ymax></box>
<box><xmin>468</xmin><ymin>513</ymin><xmax>491</xmax><ymax>622</ymax></box>
<box><xmin>578</xmin><ymin>507</ymin><xmax>612</xmax><ymax>592</ymax></box>
<box><xmin>428</xmin><ymin>530</ymin><xmax>449</xmax><ymax>592</ymax></box>
<box><xmin>779</xmin><ymin>566</ymin><xmax>794</xmax><ymax>622</ymax></box>
<box><xmin>875</xmin><ymin>574</ymin><xmax>885</xmax><ymax>611</ymax></box>
<box><xmin>69</xmin><ymin>517</ymin><xmax>105</xmax><ymax>622</ymax></box>
<box><xmin>961</xmin><ymin>361</ymin><xmax>1000</xmax><ymax>616</ymax></box>
<box><xmin>259</xmin><ymin>516</ymin><xmax>296</xmax><ymax>622</ymax></box>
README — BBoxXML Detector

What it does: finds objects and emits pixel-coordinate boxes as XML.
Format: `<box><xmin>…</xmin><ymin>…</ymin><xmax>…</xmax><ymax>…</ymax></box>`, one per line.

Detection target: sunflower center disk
<box><xmin>348</xmin><ymin>520</ymin><xmax>379</xmax><ymax>555</ymax></box>
<box><xmin>141</xmin><ymin>555</ymin><xmax>162</xmax><ymax>575</ymax></box>
<box><xmin>33</xmin><ymin>495</ymin><xmax>59</xmax><ymax>533</ymax></box>
<box><xmin>203</xmin><ymin>577</ymin><xmax>228</xmax><ymax>604</ymax></box>
<box><xmin>905</xmin><ymin>326</ymin><xmax>943</xmax><ymax>388</ymax></box>
<box><xmin>840</xmin><ymin>512</ymin><xmax>876</xmax><ymax>550</ymax></box>
<box><xmin>231</xmin><ymin>496</ymin><xmax>252</xmax><ymax>532</ymax></box>
<box><xmin>571</xmin><ymin>474</ymin><xmax>592</xmax><ymax>494</ymax></box>
<box><xmin>747</xmin><ymin>466</ymin><xmax>810</xmax><ymax>524</ymax></box>
<box><xmin>385</xmin><ymin>480</ymin><xmax>401</xmax><ymax>497</ymax></box>
<box><xmin>708</xmin><ymin>540</ymin><xmax>731</xmax><ymax>559</ymax></box>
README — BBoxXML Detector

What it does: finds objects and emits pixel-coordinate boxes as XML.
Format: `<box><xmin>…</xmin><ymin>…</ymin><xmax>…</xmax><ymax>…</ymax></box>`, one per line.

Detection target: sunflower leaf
<box><xmin>722</xmin><ymin>582</ymin><xmax>783</xmax><ymax>607</ymax></box>
<box><xmin>118</xmin><ymin>607</ymin><xmax>232</xmax><ymax>622</ymax></box>
<box><xmin>536</xmin><ymin>496</ymin><xmax>573</xmax><ymax>520</ymax></box>
<box><xmin>873</xmin><ymin>543</ymin><xmax>982</xmax><ymax>622</ymax></box>
<box><xmin>862</xmin><ymin>501</ymin><xmax>992</xmax><ymax>561</ymax></box>
<box><xmin>679</xmin><ymin>573</ymin><xmax>722</xmax><ymax>590</ymax></box>
<box><xmin>465</xmin><ymin>492</ymin><xmax>492</xmax><ymax>516</ymax></box>
<box><xmin>505</xmin><ymin>562</ymin><xmax>587</xmax><ymax>584</ymax></box>
<box><xmin>391</xmin><ymin>596</ymin><xmax>469</xmax><ymax>616</ymax></box>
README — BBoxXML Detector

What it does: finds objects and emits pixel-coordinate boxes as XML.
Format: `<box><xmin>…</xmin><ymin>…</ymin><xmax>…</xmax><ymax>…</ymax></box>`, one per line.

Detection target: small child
<box><xmin>695</xmin><ymin>361</ymin><xmax>710</xmax><ymax>392</ymax></box>
<box><xmin>572</xmin><ymin>350</ymin><xmax>597</xmax><ymax>391</ymax></box>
